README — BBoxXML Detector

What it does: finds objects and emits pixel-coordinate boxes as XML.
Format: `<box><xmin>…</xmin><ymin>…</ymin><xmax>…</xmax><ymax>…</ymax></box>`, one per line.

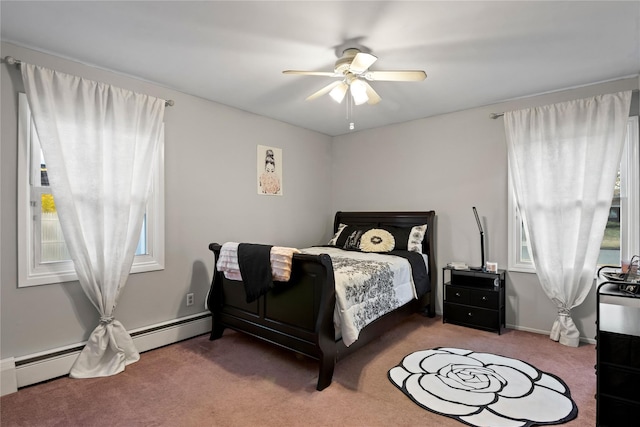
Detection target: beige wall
<box><xmin>0</xmin><ymin>42</ymin><xmax>333</xmax><ymax>359</ymax></box>
<box><xmin>331</xmin><ymin>78</ymin><xmax>639</xmax><ymax>340</ymax></box>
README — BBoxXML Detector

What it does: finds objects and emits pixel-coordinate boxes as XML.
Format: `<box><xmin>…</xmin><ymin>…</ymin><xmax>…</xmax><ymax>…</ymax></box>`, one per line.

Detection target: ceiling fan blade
<box><xmin>283</xmin><ymin>70</ymin><xmax>338</xmax><ymax>77</ymax></box>
<box><xmin>306</xmin><ymin>81</ymin><xmax>343</xmax><ymax>101</ymax></box>
<box><xmin>362</xmin><ymin>81</ymin><xmax>381</xmax><ymax>105</ymax></box>
<box><xmin>364</xmin><ymin>70</ymin><xmax>427</xmax><ymax>81</ymax></box>
<box><xmin>349</xmin><ymin>52</ymin><xmax>377</xmax><ymax>74</ymax></box>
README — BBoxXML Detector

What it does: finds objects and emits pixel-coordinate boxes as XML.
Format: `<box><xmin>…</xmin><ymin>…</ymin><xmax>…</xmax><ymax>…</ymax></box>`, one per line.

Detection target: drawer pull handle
<box><xmin>482</xmin><ymin>296</ymin><xmax>487</xmax><ymax>301</ymax></box>
<box><xmin>468</xmin><ymin>312</ymin><xmax>472</xmax><ymax>317</ymax></box>
<box><xmin>455</xmin><ymin>292</ymin><xmax>461</xmax><ymax>297</ymax></box>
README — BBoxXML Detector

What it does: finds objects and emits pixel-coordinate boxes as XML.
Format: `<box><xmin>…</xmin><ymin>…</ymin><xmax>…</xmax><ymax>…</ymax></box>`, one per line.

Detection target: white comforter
<box><xmin>300</xmin><ymin>247</ymin><xmax>425</xmax><ymax>347</ymax></box>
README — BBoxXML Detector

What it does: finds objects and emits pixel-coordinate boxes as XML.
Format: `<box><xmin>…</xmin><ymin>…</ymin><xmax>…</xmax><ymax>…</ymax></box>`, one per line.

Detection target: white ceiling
<box><xmin>1</xmin><ymin>1</ymin><xmax>639</xmax><ymax>136</ymax></box>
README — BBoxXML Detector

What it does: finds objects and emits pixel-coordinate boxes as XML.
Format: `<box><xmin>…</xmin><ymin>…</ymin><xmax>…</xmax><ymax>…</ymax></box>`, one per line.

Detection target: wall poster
<box><xmin>257</xmin><ymin>145</ymin><xmax>282</xmax><ymax>196</ymax></box>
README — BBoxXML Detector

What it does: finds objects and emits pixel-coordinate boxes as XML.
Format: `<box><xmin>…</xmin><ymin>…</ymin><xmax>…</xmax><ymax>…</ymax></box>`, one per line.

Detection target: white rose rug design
<box><xmin>388</xmin><ymin>347</ymin><xmax>578</xmax><ymax>427</ymax></box>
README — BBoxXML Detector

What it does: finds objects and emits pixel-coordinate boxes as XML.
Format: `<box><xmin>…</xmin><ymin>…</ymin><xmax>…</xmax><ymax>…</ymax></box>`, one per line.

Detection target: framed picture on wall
<box><xmin>257</xmin><ymin>145</ymin><xmax>283</xmax><ymax>196</ymax></box>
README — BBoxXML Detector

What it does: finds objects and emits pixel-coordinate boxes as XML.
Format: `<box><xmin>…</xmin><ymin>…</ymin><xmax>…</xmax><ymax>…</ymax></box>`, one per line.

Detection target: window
<box><xmin>508</xmin><ymin>115</ymin><xmax>639</xmax><ymax>272</ymax></box>
<box><xmin>18</xmin><ymin>93</ymin><xmax>165</xmax><ymax>287</ymax></box>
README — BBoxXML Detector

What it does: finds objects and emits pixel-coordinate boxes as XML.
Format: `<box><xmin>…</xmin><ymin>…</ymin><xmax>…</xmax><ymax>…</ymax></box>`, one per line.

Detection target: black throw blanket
<box><xmin>388</xmin><ymin>250</ymin><xmax>429</xmax><ymax>298</ymax></box>
<box><xmin>237</xmin><ymin>243</ymin><xmax>274</xmax><ymax>303</ymax></box>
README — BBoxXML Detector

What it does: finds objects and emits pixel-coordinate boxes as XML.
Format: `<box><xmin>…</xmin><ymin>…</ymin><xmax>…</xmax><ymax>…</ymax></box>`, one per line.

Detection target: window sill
<box><xmin>507</xmin><ymin>265</ymin><xmax>536</xmax><ymax>274</ymax></box>
<box><xmin>19</xmin><ymin>258</ymin><xmax>164</xmax><ymax>287</ymax></box>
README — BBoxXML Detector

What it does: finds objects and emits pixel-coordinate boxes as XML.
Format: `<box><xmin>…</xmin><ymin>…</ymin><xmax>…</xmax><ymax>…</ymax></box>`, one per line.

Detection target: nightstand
<box><xmin>442</xmin><ymin>267</ymin><xmax>506</xmax><ymax>334</ymax></box>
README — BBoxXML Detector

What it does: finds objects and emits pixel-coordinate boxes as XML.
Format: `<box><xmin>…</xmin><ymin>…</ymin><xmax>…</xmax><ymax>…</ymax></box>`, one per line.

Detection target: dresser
<box><xmin>596</xmin><ymin>281</ymin><xmax>640</xmax><ymax>426</ymax></box>
<box><xmin>442</xmin><ymin>267</ymin><xmax>506</xmax><ymax>334</ymax></box>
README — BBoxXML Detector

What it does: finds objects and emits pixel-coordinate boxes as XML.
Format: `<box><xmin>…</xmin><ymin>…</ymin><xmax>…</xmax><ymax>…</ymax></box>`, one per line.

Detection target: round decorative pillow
<box><xmin>360</xmin><ymin>229</ymin><xmax>395</xmax><ymax>253</ymax></box>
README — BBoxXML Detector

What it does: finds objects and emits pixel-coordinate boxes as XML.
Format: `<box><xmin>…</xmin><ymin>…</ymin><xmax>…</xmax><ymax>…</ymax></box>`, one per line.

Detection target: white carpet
<box><xmin>389</xmin><ymin>347</ymin><xmax>578</xmax><ymax>427</ymax></box>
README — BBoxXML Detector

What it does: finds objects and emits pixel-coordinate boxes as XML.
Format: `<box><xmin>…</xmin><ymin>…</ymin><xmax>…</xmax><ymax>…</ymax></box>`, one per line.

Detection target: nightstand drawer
<box><xmin>597</xmin><ymin>395</ymin><xmax>640</xmax><ymax>427</ymax></box>
<box><xmin>469</xmin><ymin>289</ymin><xmax>498</xmax><ymax>309</ymax></box>
<box><xmin>445</xmin><ymin>286</ymin><xmax>470</xmax><ymax>304</ymax></box>
<box><xmin>444</xmin><ymin>303</ymin><xmax>499</xmax><ymax>330</ymax></box>
<box><xmin>599</xmin><ymin>331</ymin><xmax>640</xmax><ymax>369</ymax></box>
<box><xmin>599</xmin><ymin>363</ymin><xmax>640</xmax><ymax>401</ymax></box>
<box><xmin>445</xmin><ymin>286</ymin><xmax>497</xmax><ymax>309</ymax></box>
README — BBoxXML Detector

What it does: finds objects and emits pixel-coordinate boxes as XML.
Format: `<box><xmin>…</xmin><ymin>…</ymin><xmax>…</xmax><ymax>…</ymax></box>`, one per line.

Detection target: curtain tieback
<box><xmin>558</xmin><ymin>307</ymin><xmax>571</xmax><ymax>317</ymax></box>
<box><xmin>100</xmin><ymin>316</ymin><xmax>114</xmax><ymax>325</ymax></box>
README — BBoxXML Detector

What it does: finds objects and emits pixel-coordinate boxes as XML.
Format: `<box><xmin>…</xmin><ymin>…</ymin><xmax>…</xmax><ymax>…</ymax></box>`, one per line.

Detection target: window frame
<box><xmin>619</xmin><ymin>116</ymin><xmax>640</xmax><ymax>262</ymax></box>
<box><xmin>17</xmin><ymin>93</ymin><xmax>165</xmax><ymax>287</ymax></box>
<box><xmin>508</xmin><ymin>115</ymin><xmax>639</xmax><ymax>273</ymax></box>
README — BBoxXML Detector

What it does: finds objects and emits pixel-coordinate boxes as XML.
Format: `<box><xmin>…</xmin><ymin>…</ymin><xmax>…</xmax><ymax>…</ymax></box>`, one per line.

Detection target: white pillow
<box><xmin>360</xmin><ymin>229</ymin><xmax>396</xmax><ymax>252</ymax></box>
<box><xmin>407</xmin><ymin>224</ymin><xmax>428</xmax><ymax>252</ymax></box>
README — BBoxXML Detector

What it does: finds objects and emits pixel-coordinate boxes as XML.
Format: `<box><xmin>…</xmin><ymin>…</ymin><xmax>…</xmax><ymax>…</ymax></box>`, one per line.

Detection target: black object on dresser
<box><xmin>442</xmin><ymin>267</ymin><xmax>506</xmax><ymax>334</ymax></box>
<box><xmin>596</xmin><ymin>281</ymin><xmax>640</xmax><ymax>426</ymax></box>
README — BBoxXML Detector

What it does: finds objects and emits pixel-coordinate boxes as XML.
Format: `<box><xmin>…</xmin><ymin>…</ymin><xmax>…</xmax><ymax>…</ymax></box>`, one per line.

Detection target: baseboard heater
<box><xmin>11</xmin><ymin>311</ymin><xmax>211</xmax><ymax>390</ymax></box>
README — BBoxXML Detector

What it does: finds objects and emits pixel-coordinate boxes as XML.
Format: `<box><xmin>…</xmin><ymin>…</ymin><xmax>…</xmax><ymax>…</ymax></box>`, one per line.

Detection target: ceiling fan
<box><xmin>283</xmin><ymin>48</ymin><xmax>426</xmax><ymax>106</ymax></box>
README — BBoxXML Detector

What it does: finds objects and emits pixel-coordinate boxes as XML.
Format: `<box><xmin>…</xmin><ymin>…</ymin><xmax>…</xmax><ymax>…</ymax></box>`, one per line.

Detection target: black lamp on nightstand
<box><xmin>471</xmin><ymin>206</ymin><xmax>485</xmax><ymax>272</ymax></box>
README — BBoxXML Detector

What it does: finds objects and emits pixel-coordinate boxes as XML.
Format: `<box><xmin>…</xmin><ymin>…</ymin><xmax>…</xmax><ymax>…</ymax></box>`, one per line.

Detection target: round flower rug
<box><xmin>388</xmin><ymin>347</ymin><xmax>578</xmax><ymax>427</ymax></box>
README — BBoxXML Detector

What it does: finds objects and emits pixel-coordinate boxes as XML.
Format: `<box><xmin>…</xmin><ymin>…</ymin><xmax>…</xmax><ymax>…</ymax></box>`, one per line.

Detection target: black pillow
<box><xmin>381</xmin><ymin>224</ymin><xmax>428</xmax><ymax>252</ymax></box>
<box><xmin>331</xmin><ymin>224</ymin><xmax>377</xmax><ymax>249</ymax></box>
<box><xmin>328</xmin><ymin>223</ymin><xmax>348</xmax><ymax>246</ymax></box>
<box><xmin>381</xmin><ymin>226</ymin><xmax>412</xmax><ymax>250</ymax></box>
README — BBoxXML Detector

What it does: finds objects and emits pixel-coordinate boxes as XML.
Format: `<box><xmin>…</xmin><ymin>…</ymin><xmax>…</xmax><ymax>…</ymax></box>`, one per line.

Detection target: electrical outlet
<box><xmin>186</xmin><ymin>293</ymin><xmax>194</xmax><ymax>307</ymax></box>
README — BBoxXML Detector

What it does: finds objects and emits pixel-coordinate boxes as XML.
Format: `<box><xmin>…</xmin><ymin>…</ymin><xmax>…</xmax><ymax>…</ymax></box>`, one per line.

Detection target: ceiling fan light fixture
<box><xmin>350</xmin><ymin>79</ymin><xmax>369</xmax><ymax>105</ymax></box>
<box><xmin>329</xmin><ymin>82</ymin><xmax>348</xmax><ymax>103</ymax></box>
<box><xmin>284</xmin><ymin>47</ymin><xmax>426</xmax><ymax>105</ymax></box>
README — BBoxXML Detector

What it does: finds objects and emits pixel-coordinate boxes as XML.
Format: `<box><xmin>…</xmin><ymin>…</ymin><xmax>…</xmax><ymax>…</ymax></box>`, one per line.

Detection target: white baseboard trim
<box><xmin>435</xmin><ymin>311</ymin><xmax>596</xmax><ymax>345</ymax></box>
<box><xmin>506</xmin><ymin>323</ymin><xmax>596</xmax><ymax>345</ymax></box>
<box><xmin>2</xmin><ymin>312</ymin><xmax>211</xmax><ymax>395</ymax></box>
<box><xmin>128</xmin><ymin>312</ymin><xmax>211</xmax><ymax>353</ymax></box>
<box><xmin>506</xmin><ymin>323</ymin><xmax>553</xmax><ymax>336</ymax></box>
<box><xmin>1</xmin><ymin>357</ymin><xmax>18</xmax><ymax>396</ymax></box>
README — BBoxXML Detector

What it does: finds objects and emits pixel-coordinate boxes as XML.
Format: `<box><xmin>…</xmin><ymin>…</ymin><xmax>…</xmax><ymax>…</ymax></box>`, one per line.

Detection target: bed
<box><xmin>207</xmin><ymin>211</ymin><xmax>437</xmax><ymax>390</ymax></box>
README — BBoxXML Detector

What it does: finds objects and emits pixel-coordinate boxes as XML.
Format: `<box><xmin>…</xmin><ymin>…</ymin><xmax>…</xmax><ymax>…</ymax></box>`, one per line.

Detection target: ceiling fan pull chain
<box><xmin>345</xmin><ymin>92</ymin><xmax>349</xmax><ymax>120</ymax></box>
<box><xmin>348</xmin><ymin>94</ymin><xmax>355</xmax><ymax>131</ymax></box>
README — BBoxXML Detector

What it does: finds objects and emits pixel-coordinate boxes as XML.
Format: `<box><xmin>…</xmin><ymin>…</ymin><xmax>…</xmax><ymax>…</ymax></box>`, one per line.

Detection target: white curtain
<box><xmin>505</xmin><ymin>91</ymin><xmax>631</xmax><ymax>347</ymax></box>
<box><xmin>21</xmin><ymin>63</ymin><xmax>165</xmax><ymax>377</ymax></box>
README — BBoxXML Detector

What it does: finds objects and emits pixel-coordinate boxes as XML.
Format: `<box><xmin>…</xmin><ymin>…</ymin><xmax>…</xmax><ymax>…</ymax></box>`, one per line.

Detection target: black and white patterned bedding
<box><xmin>300</xmin><ymin>247</ymin><xmax>428</xmax><ymax>346</ymax></box>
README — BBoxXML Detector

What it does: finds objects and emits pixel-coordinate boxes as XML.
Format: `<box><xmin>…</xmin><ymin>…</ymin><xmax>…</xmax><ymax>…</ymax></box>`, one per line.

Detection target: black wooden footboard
<box><xmin>208</xmin><ymin>244</ymin><xmax>339</xmax><ymax>389</ymax></box>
